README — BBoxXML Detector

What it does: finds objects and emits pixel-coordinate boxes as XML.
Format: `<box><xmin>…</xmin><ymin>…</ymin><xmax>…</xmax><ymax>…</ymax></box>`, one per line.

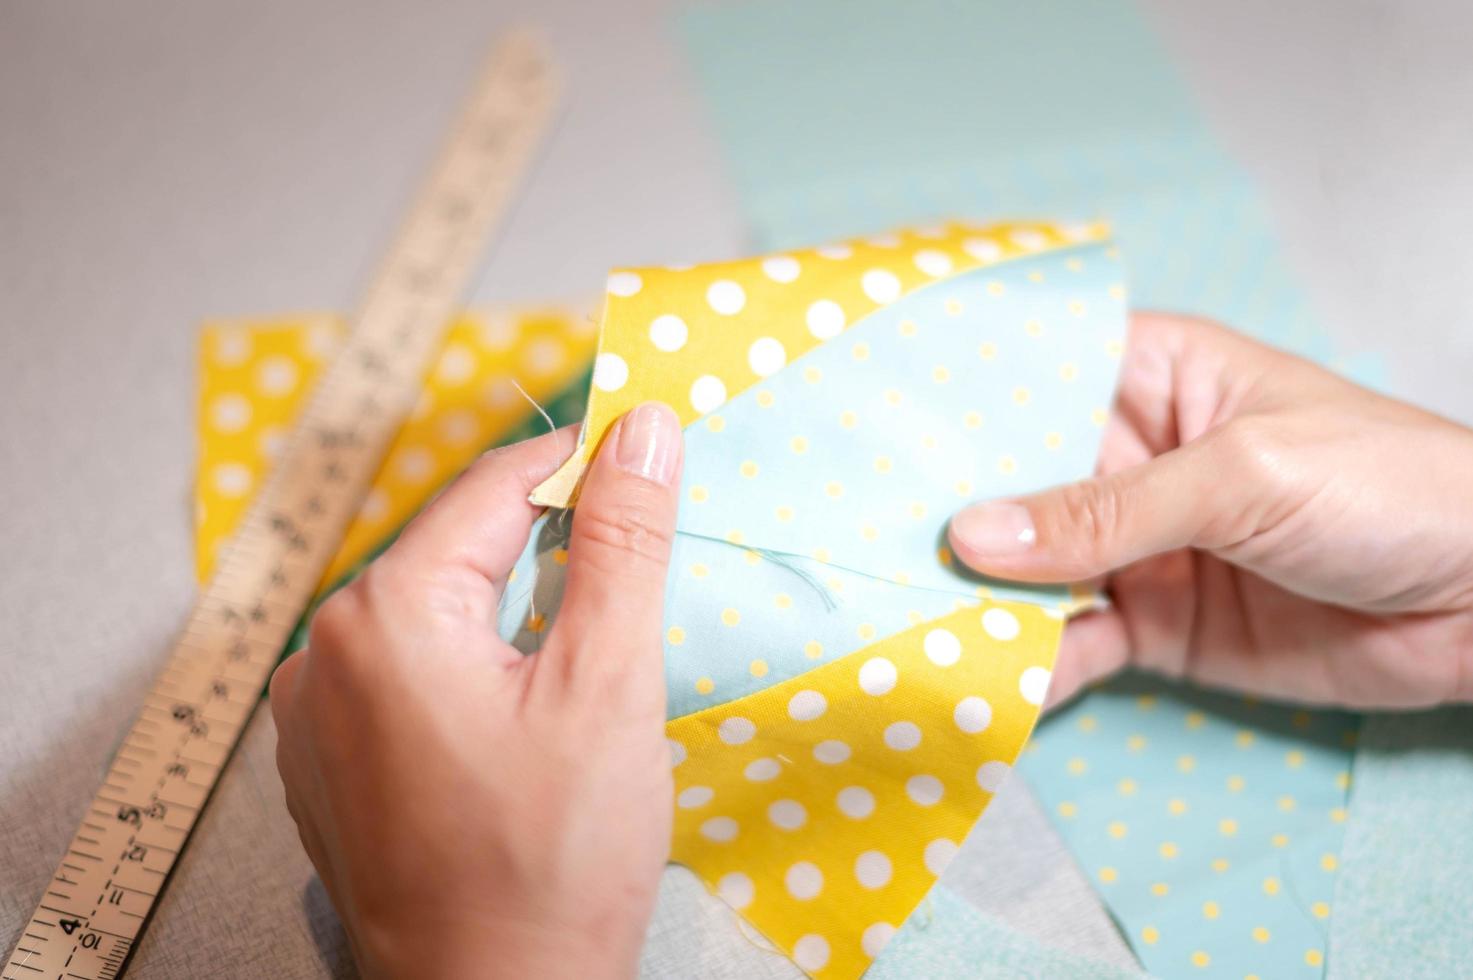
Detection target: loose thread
<box><xmin>508</xmin><ymin>376</ymin><xmax>574</xmax><ymax>487</ymax></box>
<box><xmin>918</xmin><ymin>894</ymin><xmax>934</xmax><ymax>928</ymax></box>
<box><xmin>503</xmin><ymin>378</ymin><xmax>572</xmax><ymax>651</ymax></box>
<box><xmin>754</xmin><ymin>547</ymin><xmax>840</xmax><ymax>611</ymax></box>
<box><xmin>672</xmin><ymin>528</ymin><xmax>1066</xmax><ymax>613</ymax></box>
<box><xmin>732</xmin><ymin>913</ymin><xmax>787</xmax><ymax>958</ymax></box>
<box><xmin>677</xmin><ymin>868</ymin><xmax>788</xmax><ymax>961</ymax></box>
<box><xmin>510</xmin><ymin>377</ymin><xmax>558</xmax><ymax>436</ymax></box>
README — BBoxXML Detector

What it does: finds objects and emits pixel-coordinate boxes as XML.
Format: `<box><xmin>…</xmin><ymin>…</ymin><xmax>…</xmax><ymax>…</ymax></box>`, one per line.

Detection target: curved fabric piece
<box><xmin>196</xmin><ymin>224</ymin><xmax>1128</xmax><ymax>979</ymax></box>
<box><xmin>503</xmin><ymin>223</ymin><xmax>1130</xmax><ymax>976</ymax></box>
<box><xmin>530</xmin><ymin>219</ymin><xmax>1109</xmax><ymax>506</ymax></box>
<box><xmin>504</xmin><ymin>227</ymin><xmax>1125</xmax><ymax>728</ymax></box>
<box><xmin>674</xmin><ymin>241</ymin><xmax>1124</xmax><ymax>597</ymax></box>
<box><xmin>666</xmin><ymin>599</ymin><xmax>1062</xmax><ymax>979</ymax></box>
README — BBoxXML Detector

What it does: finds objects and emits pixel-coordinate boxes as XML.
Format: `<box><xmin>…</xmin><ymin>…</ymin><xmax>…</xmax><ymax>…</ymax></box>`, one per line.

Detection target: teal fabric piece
<box><xmin>1330</xmin><ymin>708</ymin><xmax>1473</xmax><ymax>978</ymax></box>
<box><xmin>868</xmin><ymin>882</ymin><xmax>1146</xmax><ymax>980</ymax></box>
<box><xmin>1023</xmin><ymin>674</ymin><xmax>1354</xmax><ymax>978</ymax></box>
<box><xmin>500</xmin><ymin>243</ymin><xmax>1127</xmax><ymax>720</ymax></box>
<box><xmin>679</xmin><ymin>0</ymin><xmax>1368</xmax><ymax>371</ymax></box>
<box><xmin>678</xmin><ymin>5</ymin><xmax>1385</xmax><ymax>977</ymax></box>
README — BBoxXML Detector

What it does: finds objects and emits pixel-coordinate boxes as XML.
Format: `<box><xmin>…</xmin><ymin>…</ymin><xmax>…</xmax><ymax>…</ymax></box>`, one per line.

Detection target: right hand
<box><xmin>947</xmin><ymin>312</ymin><xmax>1473</xmax><ymax>709</ymax></box>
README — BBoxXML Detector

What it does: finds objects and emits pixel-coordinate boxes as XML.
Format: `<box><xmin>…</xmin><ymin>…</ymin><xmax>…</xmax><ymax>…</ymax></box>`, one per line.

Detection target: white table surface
<box><xmin>4</xmin><ymin>1</ymin><xmax>1470</xmax><ymax>977</ymax></box>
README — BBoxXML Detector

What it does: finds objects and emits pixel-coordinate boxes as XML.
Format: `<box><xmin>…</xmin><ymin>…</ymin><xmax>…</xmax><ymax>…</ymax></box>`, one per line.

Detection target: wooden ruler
<box><xmin>3</xmin><ymin>32</ymin><xmax>559</xmax><ymax>980</ymax></box>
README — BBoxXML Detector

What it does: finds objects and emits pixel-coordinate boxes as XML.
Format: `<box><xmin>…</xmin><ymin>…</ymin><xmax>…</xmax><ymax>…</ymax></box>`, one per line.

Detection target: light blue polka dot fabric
<box><xmin>500</xmin><ymin>244</ymin><xmax>1126</xmax><ymax>722</ymax></box>
<box><xmin>678</xmin><ymin>1</ymin><xmax>1379</xmax><ymax>976</ymax></box>
<box><xmin>676</xmin><ymin>245</ymin><xmax>1123</xmax><ymax>601</ymax></box>
<box><xmin>679</xmin><ymin>0</ymin><xmax>1381</xmax><ymax>378</ymax></box>
<box><xmin>503</xmin><ymin>525</ymin><xmax>963</xmax><ymax>719</ymax></box>
<box><xmin>1024</xmin><ymin>674</ymin><xmax>1355</xmax><ymax>977</ymax></box>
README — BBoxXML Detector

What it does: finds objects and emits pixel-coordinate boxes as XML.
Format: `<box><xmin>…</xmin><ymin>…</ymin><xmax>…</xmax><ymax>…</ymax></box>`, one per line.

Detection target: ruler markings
<box><xmin>4</xmin><ymin>32</ymin><xmax>557</xmax><ymax>980</ymax></box>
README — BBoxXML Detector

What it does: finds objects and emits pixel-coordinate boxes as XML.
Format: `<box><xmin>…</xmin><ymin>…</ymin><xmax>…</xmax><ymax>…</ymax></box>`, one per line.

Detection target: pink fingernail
<box><xmin>952</xmin><ymin>502</ymin><xmax>1037</xmax><ymax>555</ymax></box>
<box><xmin>614</xmin><ymin>402</ymin><xmax>681</xmax><ymax>485</ymax></box>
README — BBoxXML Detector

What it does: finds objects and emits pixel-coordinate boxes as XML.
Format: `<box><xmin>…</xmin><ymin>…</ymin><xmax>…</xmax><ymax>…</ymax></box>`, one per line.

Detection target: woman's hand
<box><xmin>271</xmin><ymin>404</ymin><xmax>683</xmax><ymax>979</ymax></box>
<box><xmin>948</xmin><ymin>313</ymin><xmax>1473</xmax><ymax>709</ymax></box>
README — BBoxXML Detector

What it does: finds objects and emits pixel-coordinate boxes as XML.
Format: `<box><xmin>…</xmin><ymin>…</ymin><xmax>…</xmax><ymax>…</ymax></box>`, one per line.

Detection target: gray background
<box><xmin>2</xmin><ymin>1</ymin><xmax>1469</xmax><ymax>976</ymax></box>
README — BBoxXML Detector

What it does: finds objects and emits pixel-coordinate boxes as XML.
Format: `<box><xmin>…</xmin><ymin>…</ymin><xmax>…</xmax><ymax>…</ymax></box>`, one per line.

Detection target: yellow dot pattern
<box><xmin>667</xmin><ymin>600</ymin><xmax>1060</xmax><ymax>978</ymax></box>
<box><xmin>1021</xmin><ymin>678</ymin><xmax>1358</xmax><ymax>979</ymax></box>
<box><xmin>195</xmin><ymin>307</ymin><xmax>597</xmax><ymax>586</ymax></box>
<box><xmin>531</xmin><ymin>219</ymin><xmax>1108</xmax><ymax>506</ymax></box>
<box><xmin>196</xmin><ymin>225</ymin><xmax>1118</xmax><ymax>978</ymax></box>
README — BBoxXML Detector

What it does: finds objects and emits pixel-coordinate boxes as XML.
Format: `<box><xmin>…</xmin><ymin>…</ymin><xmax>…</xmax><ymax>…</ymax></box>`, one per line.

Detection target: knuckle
<box><xmin>304</xmin><ymin>578</ymin><xmax>378</xmax><ymax>670</ymax></box>
<box><xmin>573</xmin><ymin>486</ymin><xmax>676</xmax><ymax>574</ymax></box>
<box><xmin>1198</xmin><ymin>417</ymin><xmax>1308</xmax><ymax>546</ymax></box>
<box><xmin>266</xmin><ymin>657</ymin><xmax>296</xmax><ymax>714</ymax></box>
<box><xmin>306</xmin><ymin>589</ymin><xmax>357</xmax><ymax>653</ymax></box>
<box><xmin>1209</xmin><ymin>418</ymin><xmax>1293</xmax><ymax>506</ymax></box>
<box><xmin>1212</xmin><ymin>418</ymin><xmax>1284</xmax><ymax>476</ymax></box>
<box><xmin>1055</xmin><ymin>479</ymin><xmax>1119</xmax><ymax>566</ymax></box>
<box><xmin>352</xmin><ymin>560</ymin><xmax>408</xmax><ymax>614</ymax></box>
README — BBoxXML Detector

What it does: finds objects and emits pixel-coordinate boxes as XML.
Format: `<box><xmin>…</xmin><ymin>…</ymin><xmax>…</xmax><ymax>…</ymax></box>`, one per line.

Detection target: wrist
<box><xmin>355</xmin><ymin>907</ymin><xmax>641</xmax><ymax>980</ymax></box>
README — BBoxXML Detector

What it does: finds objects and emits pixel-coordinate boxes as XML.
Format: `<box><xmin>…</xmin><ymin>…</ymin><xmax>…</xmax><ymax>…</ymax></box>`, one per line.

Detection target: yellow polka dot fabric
<box><xmin>497</xmin><ymin>221</ymin><xmax>1128</xmax><ymax>977</ymax></box>
<box><xmin>194</xmin><ymin>222</ymin><xmax>1125</xmax><ymax>979</ymax></box>
<box><xmin>195</xmin><ymin>307</ymin><xmax>597</xmax><ymax>586</ymax></box>
<box><xmin>530</xmin><ymin>220</ymin><xmax>1108</xmax><ymax>506</ymax></box>
<box><xmin>668</xmin><ymin>601</ymin><xmax>1061</xmax><ymax>978</ymax></box>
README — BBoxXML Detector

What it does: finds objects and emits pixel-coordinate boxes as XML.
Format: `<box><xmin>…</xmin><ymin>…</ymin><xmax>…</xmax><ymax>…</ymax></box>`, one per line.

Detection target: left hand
<box><xmin>270</xmin><ymin>404</ymin><xmax>684</xmax><ymax>979</ymax></box>
<box><xmin>946</xmin><ymin>313</ymin><xmax>1473</xmax><ymax>709</ymax></box>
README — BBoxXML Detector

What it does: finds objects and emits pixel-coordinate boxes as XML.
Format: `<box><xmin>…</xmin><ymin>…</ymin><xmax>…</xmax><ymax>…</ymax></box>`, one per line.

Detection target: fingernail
<box><xmin>615</xmin><ymin>402</ymin><xmax>681</xmax><ymax>485</ymax></box>
<box><xmin>952</xmin><ymin>502</ymin><xmax>1037</xmax><ymax>556</ymax></box>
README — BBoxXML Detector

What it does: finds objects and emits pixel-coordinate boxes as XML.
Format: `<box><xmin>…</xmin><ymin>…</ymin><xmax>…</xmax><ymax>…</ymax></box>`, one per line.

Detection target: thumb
<box><xmin>549</xmin><ymin>402</ymin><xmax>684</xmax><ymax>683</ymax></box>
<box><xmin>948</xmin><ymin>433</ymin><xmax>1235</xmax><ymax>583</ymax></box>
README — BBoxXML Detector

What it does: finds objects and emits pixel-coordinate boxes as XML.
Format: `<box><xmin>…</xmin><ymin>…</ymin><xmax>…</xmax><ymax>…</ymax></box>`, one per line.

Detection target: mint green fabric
<box><xmin>1025</xmin><ymin>674</ymin><xmax>1353</xmax><ymax>978</ymax></box>
<box><xmin>868</xmin><ymin>883</ymin><xmax>1146</xmax><ymax>980</ymax></box>
<box><xmin>1330</xmin><ymin>708</ymin><xmax>1473</xmax><ymax>977</ymax></box>
<box><xmin>676</xmin><ymin>4</ymin><xmax>1394</xmax><ymax>977</ymax></box>
<box><xmin>680</xmin><ymin>0</ymin><xmax>1374</xmax><ymax>374</ymax></box>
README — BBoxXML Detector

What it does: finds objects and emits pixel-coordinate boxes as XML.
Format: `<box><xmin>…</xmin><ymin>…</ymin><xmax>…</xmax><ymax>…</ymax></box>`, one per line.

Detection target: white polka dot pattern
<box><xmin>509</xmin><ymin>222</ymin><xmax>1122</xmax><ymax>978</ymax></box>
<box><xmin>531</xmin><ymin>220</ymin><xmax>1118</xmax><ymax>510</ymax></box>
<box><xmin>195</xmin><ymin>308</ymin><xmax>596</xmax><ymax>587</ymax></box>
<box><xmin>669</xmin><ymin>602</ymin><xmax>1061</xmax><ymax>978</ymax></box>
<box><xmin>201</xmin><ymin>225</ymin><xmax>1126</xmax><ymax>980</ymax></box>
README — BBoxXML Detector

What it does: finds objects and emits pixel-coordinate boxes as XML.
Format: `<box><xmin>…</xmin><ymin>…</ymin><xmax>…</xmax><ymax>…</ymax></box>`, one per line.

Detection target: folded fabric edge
<box><xmin>867</xmin><ymin>881</ymin><xmax>1149</xmax><ymax>979</ymax></box>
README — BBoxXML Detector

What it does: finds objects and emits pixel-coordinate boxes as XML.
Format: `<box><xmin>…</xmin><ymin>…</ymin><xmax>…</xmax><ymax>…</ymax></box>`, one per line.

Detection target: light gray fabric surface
<box><xmin>639</xmin><ymin>776</ymin><xmax>1140</xmax><ymax>980</ymax></box>
<box><xmin>1330</xmin><ymin>709</ymin><xmax>1473</xmax><ymax>978</ymax></box>
<box><xmin>3</xmin><ymin>1</ymin><xmax>1471</xmax><ymax>977</ymax></box>
<box><xmin>941</xmin><ymin>775</ymin><xmax>1137</xmax><ymax>969</ymax></box>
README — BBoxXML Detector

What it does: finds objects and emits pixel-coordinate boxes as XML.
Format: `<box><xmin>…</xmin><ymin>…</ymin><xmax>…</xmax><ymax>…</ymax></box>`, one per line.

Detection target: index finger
<box><xmin>381</xmin><ymin>425</ymin><xmax>577</xmax><ymax>593</ymax></box>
